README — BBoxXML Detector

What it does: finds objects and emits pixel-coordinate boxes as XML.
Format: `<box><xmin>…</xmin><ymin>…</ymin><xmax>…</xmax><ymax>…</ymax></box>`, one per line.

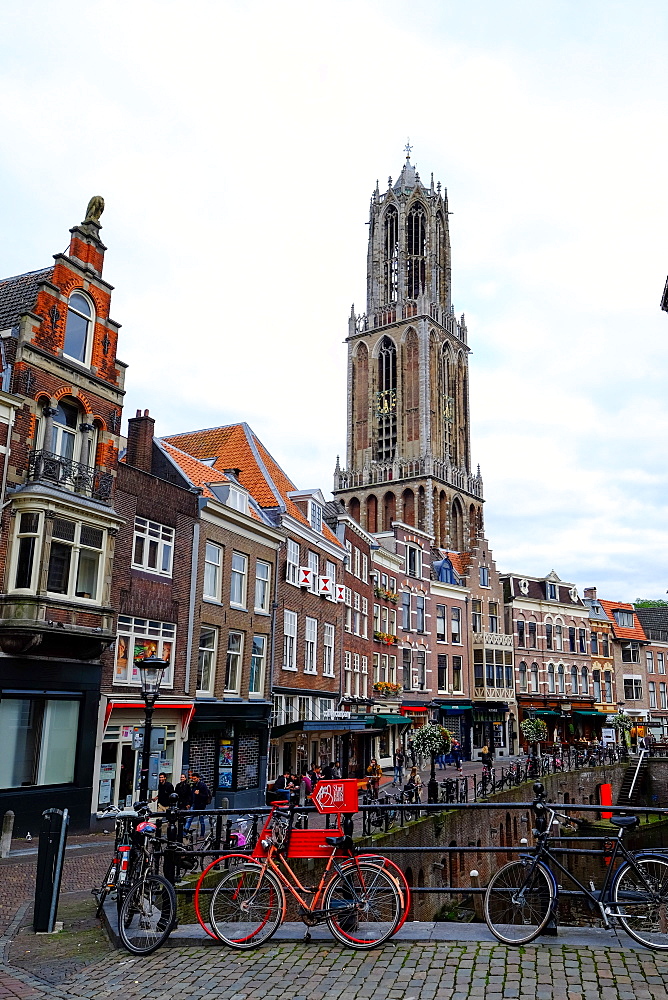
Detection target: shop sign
<box><xmin>99</xmin><ymin>779</ymin><xmax>112</xmax><ymax>804</ymax></box>
<box><xmin>99</xmin><ymin>763</ymin><xmax>116</xmax><ymax>778</ymax></box>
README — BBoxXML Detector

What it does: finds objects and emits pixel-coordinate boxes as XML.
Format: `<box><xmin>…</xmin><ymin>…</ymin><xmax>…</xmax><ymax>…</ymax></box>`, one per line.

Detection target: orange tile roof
<box><xmin>160</xmin><ymin>441</ymin><xmax>261</xmax><ymax>521</ymax></box>
<box><xmin>442</xmin><ymin>551</ymin><xmax>468</xmax><ymax>578</ymax></box>
<box><xmin>163</xmin><ymin>423</ymin><xmax>342</xmax><ymax>548</ymax></box>
<box><xmin>598</xmin><ymin>599</ymin><xmax>647</xmax><ymax>641</ymax></box>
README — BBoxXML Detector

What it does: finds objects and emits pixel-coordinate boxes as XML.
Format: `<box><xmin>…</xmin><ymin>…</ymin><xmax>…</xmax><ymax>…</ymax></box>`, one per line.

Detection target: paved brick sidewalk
<box><xmin>3</xmin><ymin>940</ymin><xmax>668</xmax><ymax>1000</ymax></box>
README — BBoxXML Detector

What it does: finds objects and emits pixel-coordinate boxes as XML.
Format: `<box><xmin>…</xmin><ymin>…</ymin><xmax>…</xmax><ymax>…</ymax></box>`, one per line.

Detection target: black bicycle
<box><xmin>484</xmin><ymin>782</ymin><xmax>668</xmax><ymax>950</ymax></box>
<box><xmin>118</xmin><ymin>822</ymin><xmax>177</xmax><ymax>955</ymax></box>
<box><xmin>92</xmin><ymin>804</ymin><xmax>143</xmax><ymax>918</ymax></box>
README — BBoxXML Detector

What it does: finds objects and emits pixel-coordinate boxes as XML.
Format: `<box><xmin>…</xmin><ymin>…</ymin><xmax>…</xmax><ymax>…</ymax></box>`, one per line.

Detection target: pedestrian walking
<box><xmin>393</xmin><ymin>748</ymin><xmax>405</xmax><ymax>786</ymax></box>
<box><xmin>451</xmin><ymin>739</ymin><xmax>463</xmax><ymax>774</ymax></box>
<box><xmin>155</xmin><ymin>772</ymin><xmax>174</xmax><ymax>812</ymax></box>
<box><xmin>175</xmin><ymin>772</ymin><xmax>193</xmax><ymax>810</ymax></box>
<box><xmin>405</xmin><ymin>766</ymin><xmax>422</xmax><ymax>802</ymax></box>
<box><xmin>185</xmin><ymin>772</ymin><xmax>211</xmax><ymax>836</ymax></box>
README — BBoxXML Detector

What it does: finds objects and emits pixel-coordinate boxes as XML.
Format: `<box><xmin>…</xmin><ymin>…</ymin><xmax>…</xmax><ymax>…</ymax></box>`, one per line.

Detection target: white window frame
<box><xmin>325</xmin><ymin>560</ymin><xmax>337</xmax><ymax>601</ymax></box>
<box><xmin>304</xmin><ymin>617</ymin><xmax>318</xmax><ymax>674</ymax></box>
<box><xmin>225</xmin><ymin>630</ymin><xmax>243</xmax><ymax>693</ymax></box>
<box><xmin>249</xmin><ymin>634</ymin><xmax>267</xmax><ymax>695</ymax></box>
<box><xmin>132</xmin><ymin>517</ymin><xmax>174</xmax><ymax>578</ymax></box>
<box><xmin>115</xmin><ymin>616</ymin><xmax>176</xmax><ymax>688</ymax></box>
<box><xmin>286</xmin><ymin>538</ymin><xmax>300</xmax><ymax>585</ymax></box>
<box><xmin>308</xmin><ymin>550</ymin><xmax>319</xmax><ymax>593</ymax></box>
<box><xmin>203</xmin><ymin>541</ymin><xmax>222</xmax><ymax>601</ymax></box>
<box><xmin>63</xmin><ymin>290</ymin><xmax>94</xmax><ymax>366</ymax></box>
<box><xmin>406</xmin><ymin>545</ymin><xmax>421</xmax><ymax>578</ymax></box>
<box><xmin>283</xmin><ymin>610</ymin><xmax>297</xmax><ymax>671</ymax></box>
<box><xmin>254</xmin><ymin>560</ymin><xmax>271</xmax><ymax>613</ymax></box>
<box><xmin>230</xmin><ymin>551</ymin><xmax>248</xmax><ymax>608</ymax></box>
<box><xmin>196</xmin><ymin>626</ymin><xmax>218</xmax><ymax>696</ymax></box>
<box><xmin>10</xmin><ymin>510</ymin><xmax>43</xmax><ymax>592</ymax></box>
<box><xmin>323</xmin><ymin>623</ymin><xmax>335</xmax><ymax>676</ymax></box>
<box><xmin>344</xmin><ymin>651</ymin><xmax>352</xmax><ymax>695</ymax></box>
<box><xmin>46</xmin><ymin>516</ymin><xmax>106</xmax><ymax>603</ymax></box>
<box><xmin>649</xmin><ymin>681</ymin><xmax>657</xmax><ymax>709</ymax></box>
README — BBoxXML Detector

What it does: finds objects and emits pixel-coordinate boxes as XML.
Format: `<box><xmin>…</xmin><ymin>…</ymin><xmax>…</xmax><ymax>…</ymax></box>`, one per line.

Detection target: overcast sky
<box><xmin>1</xmin><ymin>1</ymin><xmax>668</xmax><ymax>601</ymax></box>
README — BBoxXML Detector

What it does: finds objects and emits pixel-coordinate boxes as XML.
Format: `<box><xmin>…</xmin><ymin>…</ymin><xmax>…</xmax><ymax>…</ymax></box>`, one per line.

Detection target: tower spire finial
<box><xmin>404</xmin><ymin>139</ymin><xmax>412</xmax><ymax>161</ymax></box>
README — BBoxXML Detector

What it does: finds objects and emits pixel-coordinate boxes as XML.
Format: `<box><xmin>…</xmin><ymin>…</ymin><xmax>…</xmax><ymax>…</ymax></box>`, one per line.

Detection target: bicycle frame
<box><xmin>522</xmin><ymin>806</ymin><xmax>658</xmax><ymax>927</ymax></box>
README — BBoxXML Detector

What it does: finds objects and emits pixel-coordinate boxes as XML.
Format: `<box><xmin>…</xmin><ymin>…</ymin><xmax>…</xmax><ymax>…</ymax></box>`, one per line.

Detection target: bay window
<box><xmin>47</xmin><ymin>517</ymin><xmax>104</xmax><ymax>600</ymax></box>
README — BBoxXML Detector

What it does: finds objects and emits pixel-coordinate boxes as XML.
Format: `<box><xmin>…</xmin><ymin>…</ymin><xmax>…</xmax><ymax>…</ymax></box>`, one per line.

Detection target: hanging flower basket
<box><xmin>609</xmin><ymin>712</ymin><xmax>632</xmax><ymax>732</ymax></box>
<box><xmin>411</xmin><ymin>723</ymin><xmax>452</xmax><ymax>758</ymax></box>
<box><xmin>520</xmin><ymin>718</ymin><xmax>548</xmax><ymax>743</ymax></box>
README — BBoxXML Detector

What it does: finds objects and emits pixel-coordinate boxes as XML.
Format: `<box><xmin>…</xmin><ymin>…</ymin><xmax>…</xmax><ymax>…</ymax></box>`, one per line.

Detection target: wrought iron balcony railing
<box><xmin>27</xmin><ymin>450</ymin><xmax>114</xmax><ymax>503</ymax></box>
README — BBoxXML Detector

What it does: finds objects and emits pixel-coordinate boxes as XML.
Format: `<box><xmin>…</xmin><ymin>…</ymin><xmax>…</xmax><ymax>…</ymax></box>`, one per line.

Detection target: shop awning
<box><xmin>573</xmin><ymin>710</ymin><xmax>608</xmax><ymax>718</ymax></box>
<box><xmin>368</xmin><ymin>714</ymin><xmax>412</xmax><ymax>727</ymax></box>
<box><xmin>104</xmin><ymin>700</ymin><xmax>196</xmax><ymax>734</ymax></box>
<box><xmin>271</xmin><ymin>719</ymin><xmax>368</xmax><ymax>739</ymax></box>
<box><xmin>439</xmin><ymin>707</ymin><xmax>470</xmax><ymax>715</ymax></box>
<box><xmin>400</xmin><ymin>706</ymin><xmax>428</xmax><ymax>713</ymax></box>
<box><xmin>533</xmin><ymin>709</ymin><xmax>561</xmax><ymax>717</ymax></box>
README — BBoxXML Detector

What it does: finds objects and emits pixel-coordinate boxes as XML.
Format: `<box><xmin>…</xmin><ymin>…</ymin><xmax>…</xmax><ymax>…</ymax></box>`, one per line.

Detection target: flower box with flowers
<box><xmin>373</xmin><ymin>681</ymin><xmax>403</xmax><ymax>698</ymax></box>
<box><xmin>374</xmin><ymin>586</ymin><xmax>398</xmax><ymax>604</ymax></box>
<box><xmin>373</xmin><ymin>631</ymin><xmax>397</xmax><ymax>646</ymax></box>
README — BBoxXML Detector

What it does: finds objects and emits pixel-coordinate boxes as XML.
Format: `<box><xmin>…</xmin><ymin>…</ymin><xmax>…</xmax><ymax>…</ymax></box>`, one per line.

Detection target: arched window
<box><xmin>581</xmin><ymin>666</ymin><xmax>589</xmax><ymax>695</ymax></box>
<box><xmin>382</xmin><ymin>491</ymin><xmax>396</xmax><ymax>531</ymax></box>
<box><xmin>571</xmin><ymin>665</ymin><xmax>579</xmax><ymax>695</ymax></box>
<box><xmin>406</xmin><ymin>202</ymin><xmax>426</xmax><ymax>298</ymax></box>
<box><xmin>375</xmin><ymin>337</ymin><xmax>397</xmax><ymax>462</ymax></box>
<box><xmin>366</xmin><ymin>494</ymin><xmax>377</xmax><ymax>534</ymax></box>
<box><xmin>348</xmin><ymin>497</ymin><xmax>360</xmax><ymax>524</ymax></box>
<box><xmin>403</xmin><ymin>329</ymin><xmax>419</xmax><ymax>443</ymax></box>
<box><xmin>557</xmin><ymin>664</ymin><xmax>565</xmax><ymax>694</ymax></box>
<box><xmin>63</xmin><ymin>292</ymin><xmax>93</xmax><ymax>364</ymax></box>
<box><xmin>51</xmin><ymin>400</ymin><xmax>79</xmax><ymax>460</ymax></box>
<box><xmin>353</xmin><ymin>343</ymin><xmax>369</xmax><ymax>453</ymax></box>
<box><xmin>383</xmin><ymin>206</ymin><xmax>399</xmax><ymax>304</ymax></box>
<box><xmin>451</xmin><ymin>497</ymin><xmax>464</xmax><ymax>551</ymax></box>
<box><xmin>435</xmin><ymin>211</ymin><xmax>446</xmax><ymax>305</ymax></box>
<box><xmin>518</xmin><ymin>661</ymin><xmax>527</xmax><ymax>692</ymax></box>
<box><xmin>402</xmin><ymin>488</ymin><xmax>415</xmax><ymax>527</ymax></box>
<box><xmin>548</xmin><ymin>663</ymin><xmax>555</xmax><ymax>694</ymax></box>
<box><xmin>530</xmin><ymin>662</ymin><xmax>539</xmax><ymax>693</ymax></box>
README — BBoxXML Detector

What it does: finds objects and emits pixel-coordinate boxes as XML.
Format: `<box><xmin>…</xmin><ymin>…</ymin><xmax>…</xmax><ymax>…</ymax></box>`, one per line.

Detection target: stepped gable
<box><xmin>0</xmin><ymin>267</ymin><xmax>53</xmax><ymax>330</ymax></box>
<box><xmin>598</xmin><ymin>599</ymin><xmax>647</xmax><ymax>641</ymax></box>
<box><xmin>164</xmin><ymin>422</ymin><xmax>341</xmax><ymax>546</ymax></box>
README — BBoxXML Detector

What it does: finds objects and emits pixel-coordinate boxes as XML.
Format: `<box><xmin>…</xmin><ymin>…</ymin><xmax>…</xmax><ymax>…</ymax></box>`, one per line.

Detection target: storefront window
<box><xmin>0</xmin><ymin>697</ymin><xmax>79</xmax><ymax>788</ymax></box>
<box><xmin>98</xmin><ymin>722</ymin><xmax>176</xmax><ymax>808</ymax></box>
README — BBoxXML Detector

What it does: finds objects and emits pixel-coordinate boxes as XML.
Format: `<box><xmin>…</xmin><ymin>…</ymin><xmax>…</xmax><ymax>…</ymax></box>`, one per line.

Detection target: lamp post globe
<box><xmin>136</xmin><ymin>654</ymin><xmax>168</xmax><ymax>803</ymax></box>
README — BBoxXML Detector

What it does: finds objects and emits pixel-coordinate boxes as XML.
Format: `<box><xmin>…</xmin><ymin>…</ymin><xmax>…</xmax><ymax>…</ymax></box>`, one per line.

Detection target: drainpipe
<box><xmin>184</xmin><ymin>519</ymin><xmax>200</xmax><ymax>694</ymax></box>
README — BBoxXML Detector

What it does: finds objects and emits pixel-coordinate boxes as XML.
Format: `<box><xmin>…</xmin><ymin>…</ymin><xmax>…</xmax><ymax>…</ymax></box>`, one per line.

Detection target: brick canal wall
<box><xmin>356</xmin><ymin>764</ymin><xmax>628</xmax><ymax>921</ymax></box>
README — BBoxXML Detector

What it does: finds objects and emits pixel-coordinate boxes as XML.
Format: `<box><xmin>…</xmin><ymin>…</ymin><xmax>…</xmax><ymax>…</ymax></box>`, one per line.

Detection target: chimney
<box><xmin>126</xmin><ymin>409</ymin><xmax>155</xmax><ymax>472</ymax></box>
<box><xmin>584</xmin><ymin>587</ymin><xmax>597</xmax><ymax>600</ymax></box>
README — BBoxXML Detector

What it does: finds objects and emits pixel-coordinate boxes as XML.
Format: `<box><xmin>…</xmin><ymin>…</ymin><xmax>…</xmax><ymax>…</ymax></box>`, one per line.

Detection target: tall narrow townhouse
<box><xmin>597</xmin><ymin>598</ymin><xmax>650</xmax><ymax>746</ymax></box>
<box><xmin>582</xmin><ymin>588</ymin><xmax>618</xmax><ymax>737</ymax></box>
<box><xmin>634</xmin><ymin>605</ymin><xmax>668</xmax><ymax>740</ymax></box>
<box><xmin>153</xmin><ymin>434</ymin><xmax>282</xmax><ymax>808</ymax></box>
<box><xmin>0</xmin><ymin>201</ymin><xmax>124</xmax><ymax>832</ymax></box>
<box><xmin>502</xmin><ymin>572</ymin><xmax>595</xmax><ymax>747</ymax></box>
<box><xmin>325</xmin><ymin>502</ymin><xmax>405</xmax><ymax>773</ymax></box>
<box><xmin>162</xmin><ymin>424</ymin><xmax>349</xmax><ymax>784</ymax></box>
<box><xmin>97</xmin><ymin>411</ymin><xmax>198</xmax><ymax>812</ymax></box>
<box><xmin>437</xmin><ymin>539</ymin><xmax>516</xmax><ymax>760</ymax></box>
<box><xmin>429</xmin><ymin>551</ymin><xmax>471</xmax><ymax>756</ymax></box>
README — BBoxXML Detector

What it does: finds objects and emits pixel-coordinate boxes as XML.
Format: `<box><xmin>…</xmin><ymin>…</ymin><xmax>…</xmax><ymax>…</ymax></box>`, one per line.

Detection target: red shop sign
<box><xmin>312</xmin><ymin>779</ymin><xmax>359</xmax><ymax>814</ymax></box>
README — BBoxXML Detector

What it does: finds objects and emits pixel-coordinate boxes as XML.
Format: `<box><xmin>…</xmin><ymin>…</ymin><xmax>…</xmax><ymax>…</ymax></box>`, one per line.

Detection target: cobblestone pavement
<box><xmin>3</xmin><ymin>939</ymin><xmax>668</xmax><ymax>1000</ymax></box>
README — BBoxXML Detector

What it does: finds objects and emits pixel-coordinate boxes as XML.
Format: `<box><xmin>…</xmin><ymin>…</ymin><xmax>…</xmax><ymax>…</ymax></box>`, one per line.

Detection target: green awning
<box><xmin>533</xmin><ymin>709</ymin><xmax>561</xmax><ymax>717</ymax></box>
<box><xmin>573</xmin><ymin>710</ymin><xmax>608</xmax><ymax>717</ymax></box>
<box><xmin>366</xmin><ymin>714</ymin><xmax>411</xmax><ymax>727</ymax></box>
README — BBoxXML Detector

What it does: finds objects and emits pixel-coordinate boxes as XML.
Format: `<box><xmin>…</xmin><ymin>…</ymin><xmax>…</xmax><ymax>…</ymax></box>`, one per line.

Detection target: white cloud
<box><xmin>1</xmin><ymin>0</ymin><xmax>668</xmax><ymax>600</ymax></box>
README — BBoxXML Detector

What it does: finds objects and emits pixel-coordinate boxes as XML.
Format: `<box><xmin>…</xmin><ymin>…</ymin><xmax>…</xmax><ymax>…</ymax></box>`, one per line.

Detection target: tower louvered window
<box><xmin>406</xmin><ymin>202</ymin><xmax>426</xmax><ymax>299</ymax></box>
<box><xmin>404</xmin><ymin>329</ymin><xmax>419</xmax><ymax>442</ymax></box>
<box><xmin>383</xmin><ymin>206</ymin><xmax>399</xmax><ymax>304</ymax></box>
<box><xmin>375</xmin><ymin>337</ymin><xmax>397</xmax><ymax>461</ymax></box>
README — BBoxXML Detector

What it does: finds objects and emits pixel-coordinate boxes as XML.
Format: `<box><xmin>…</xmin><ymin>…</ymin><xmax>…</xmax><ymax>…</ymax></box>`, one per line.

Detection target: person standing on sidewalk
<box><xmin>393</xmin><ymin>748</ymin><xmax>405</xmax><ymax>786</ymax></box>
<box><xmin>451</xmin><ymin>739</ymin><xmax>463</xmax><ymax>774</ymax></box>
<box><xmin>366</xmin><ymin>758</ymin><xmax>383</xmax><ymax>799</ymax></box>
<box><xmin>155</xmin><ymin>772</ymin><xmax>174</xmax><ymax>812</ymax></box>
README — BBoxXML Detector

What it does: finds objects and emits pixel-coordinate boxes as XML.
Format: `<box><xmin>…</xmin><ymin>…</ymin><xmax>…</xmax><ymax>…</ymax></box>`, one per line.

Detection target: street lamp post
<box><xmin>136</xmin><ymin>654</ymin><xmax>168</xmax><ymax>804</ymax></box>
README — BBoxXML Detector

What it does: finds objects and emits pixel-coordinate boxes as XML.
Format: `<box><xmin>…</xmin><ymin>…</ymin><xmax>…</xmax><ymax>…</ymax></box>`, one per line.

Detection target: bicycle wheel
<box><xmin>355</xmin><ymin>855</ymin><xmax>411</xmax><ymax>930</ymax></box>
<box><xmin>613</xmin><ymin>855</ymin><xmax>668</xmax><ymax>950</ymax></box>
<box><xmin>325</xmin><ymin>862</ymin><xmax>401</xmax><ymax>948</ymax></box>
<box><xmin>484</xmin><ymin>859</ymin><xmax>554</xmax><ymax>944</ymax></box>
<box><xmin>209</xmin><ymin>863</ymin><xmax>284</xmax><ymax>949</ymax></box>
<box><xmin>118</xmin><ymin>873</ymin><xmax>176</xmax><ymax>955</ymax></box>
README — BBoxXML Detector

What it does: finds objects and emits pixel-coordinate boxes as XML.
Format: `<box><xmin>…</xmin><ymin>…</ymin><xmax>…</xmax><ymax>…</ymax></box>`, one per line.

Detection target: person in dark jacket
<box><xmin>155</xmin><ymin>772</ymin><xmax>175</xmax><ymax>812</ymax></box>
<box><xmin>175</xmin><ymin>773</ymin><xmax>193</xmax><ymax>809</ymax></box>
<box><xmin>185</xmin><ymin>772</ymin><xmax>211</xmax><ymax>836</ymax></box>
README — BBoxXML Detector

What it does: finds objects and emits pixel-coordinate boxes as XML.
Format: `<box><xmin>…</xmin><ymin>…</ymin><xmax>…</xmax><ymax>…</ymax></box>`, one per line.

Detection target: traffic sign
<box><xmin>312</xmin><ymin>779</ymin><xmax>359</xmax><ymax>814</ymax></box>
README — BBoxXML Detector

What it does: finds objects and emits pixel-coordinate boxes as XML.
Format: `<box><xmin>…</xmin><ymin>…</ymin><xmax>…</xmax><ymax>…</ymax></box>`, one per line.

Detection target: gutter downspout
<box><xmin>184</xmin><ymin>519</ymin><xmax>200</xmax><ymax>695</ymax></box>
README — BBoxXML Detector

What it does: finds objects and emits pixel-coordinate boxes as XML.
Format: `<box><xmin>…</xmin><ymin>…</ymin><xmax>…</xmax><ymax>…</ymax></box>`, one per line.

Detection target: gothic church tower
<box><xmin>334</xmin><ymin>151</ymin><xmax>483</xmax><ymax>550</ymax></box>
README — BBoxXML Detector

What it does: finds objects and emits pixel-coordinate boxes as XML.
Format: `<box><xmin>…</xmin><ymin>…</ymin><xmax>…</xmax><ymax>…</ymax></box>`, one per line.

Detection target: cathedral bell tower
<box><xmin>333</xmin><ymin>150</ymin><xmax>483</xmax><ymax>551</ymax></box>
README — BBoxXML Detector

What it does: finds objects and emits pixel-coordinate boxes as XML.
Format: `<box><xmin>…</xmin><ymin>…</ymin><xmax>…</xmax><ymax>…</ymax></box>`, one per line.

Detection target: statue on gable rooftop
<box><xmin>84</xmin><ymin>195</ymin><xmax>105</xmax><ymax>224</ymax></box>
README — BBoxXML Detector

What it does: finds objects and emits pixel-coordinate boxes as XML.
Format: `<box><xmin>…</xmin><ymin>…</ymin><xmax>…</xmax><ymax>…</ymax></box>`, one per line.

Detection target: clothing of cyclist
<box><xmin>480</xmin><ymin>745</ymin><xmax>494</xmax><ymax>768</ymax></box>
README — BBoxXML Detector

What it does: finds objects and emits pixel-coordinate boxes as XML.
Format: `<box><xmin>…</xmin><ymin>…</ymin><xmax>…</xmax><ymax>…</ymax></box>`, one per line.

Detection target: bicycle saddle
<box><xmin>609</xmin><ymin>815</ymin><xmax>639</xmax><ymax>828</ymax></box>
<box><xmin>325</xmin><ymin>835</ymin><xmax>354</xmax><ymax>850</ymax></box>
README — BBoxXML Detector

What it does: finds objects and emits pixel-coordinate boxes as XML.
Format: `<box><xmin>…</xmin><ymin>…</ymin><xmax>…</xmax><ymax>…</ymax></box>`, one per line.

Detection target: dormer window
<box><xmin>227</xmin><ymin>487</ymin><xmax>248</xmax><ymax>514</ymax></box>
<box><xmin>547</xmin><ymin>582</ymin><xmax>557</xmax><ymax>600</ymax></box>
<box><xmin>614</xmin><ymin>609</ymin><xmax>634</xmax><ymax>628</ymax></box>
<box><xmin>63</xmin><ymin>292</ymin><xmax>93</xmax><ymax>364</ymax></box>
<box><xmin>310</xmin><ymin>502</ymin><xmax>323</xmax><ymax>533</ymax></box>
